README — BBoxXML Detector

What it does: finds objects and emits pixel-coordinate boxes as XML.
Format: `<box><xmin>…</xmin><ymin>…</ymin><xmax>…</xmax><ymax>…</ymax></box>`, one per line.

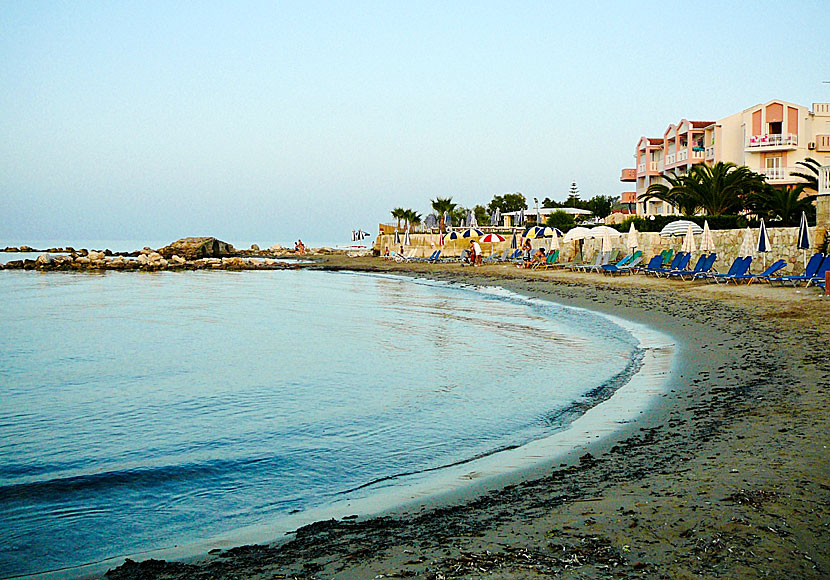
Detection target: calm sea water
<box><xmin>0</xmin><ymin>269</ymin><xmax>639</xmax><ymax>578</ymax></box>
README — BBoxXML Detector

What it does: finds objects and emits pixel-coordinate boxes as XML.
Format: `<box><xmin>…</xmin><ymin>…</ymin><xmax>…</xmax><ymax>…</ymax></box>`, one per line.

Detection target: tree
<box><xmin>641</xmin><ymin>162</ymin><xmax>766</xmax><ymax>216</ymax></box>
<box><xmin>746</xmin><ymin>184</ymin><xmax>816</xmax><ymax>226</ymax></box>
<box><xmin>564</xmin><ymin>182</ymin><xmax>584</xmax><ymax>208</ymax></box>
<box><xmin>473</xmin><ymin>204</ymin><xmax>489</xmax><ymax>226</ymax></box>
<box><xmin>791</xmin><ymin>157</ymin><xmax>820</xmax><ymax>192</ymax></box>
<box><xmin>430</xmin><ymin>197</ymin><xmax>457</xmax><ymax>232</ymax></box>
<box><xmin>541</xmin><ymin>197</ymin><xmax>561</xmax><ymax>208</ymax></box>
<box><xmin>586</xmin><ymin>195</ymin><xmax>614</xmax><ymax>219</ymax></box>
<box><xmin>402</xmin><ymin>209</ymin><xmax>422</xmax><ymax>229</ymax></box>
<box><xmin>545</xmin><ymin>210</ymin><xmax>575</xmax><ymax>231</ymax></box>
<box><xmin>487</xmin><ymin>193</ymin><xmax>527</xmax><ymax>214</ymax></box>
<box><xmin>390</xmin><ymin>207</ymin><xmax>406</xmax><ymax>229</ymax></box>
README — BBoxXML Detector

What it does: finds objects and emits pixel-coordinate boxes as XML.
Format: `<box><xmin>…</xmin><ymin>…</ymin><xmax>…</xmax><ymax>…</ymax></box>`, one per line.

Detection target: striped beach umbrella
<box><xmin>480</xmin><ymin>233</ymin><xmax>505</xmax><ymax>256</ymax></box>
<box><xmin>462</xmin><ymin>228</ymin><xmax>484</xmax><ymax>238</ymax></box>
<box><xmin>660</xmin><ymin>220</ymin><xmax>703</xmax><ymax>237</ymax></box>
<box><xmin>443</xmin><ymin>230</ymin><xmax>461</xmax><ymax>242</ymax></box>
<box><xmin>757</xmin><ymin>218</ymin><xmax>771</xmax><ymax>268</ymax></box>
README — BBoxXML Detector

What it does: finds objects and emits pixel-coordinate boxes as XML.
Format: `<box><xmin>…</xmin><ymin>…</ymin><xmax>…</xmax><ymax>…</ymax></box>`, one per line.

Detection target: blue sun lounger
<box><xmin>708</xmin><ymin>256</ymin><xmax>753</xmax><ymax>283</ymax></box>
<box><xmin>768</xmin><ymin>253</ymin><xmax>824</xmax><ymax>286</ymax></box>
<box><xmin>645</xmin><ymin>252</ymin><xmax>686</xmax><ymax>276</ymax></box>
<box><xmin>728</xmin><ymin>259</ymin><xmax>787</xmax><ymax>284</ymax></box>
<box><xmin>698</xmin><ymin>256</ymin><xmax>747</xmax><ymax>282</ymax></box>
<box><xmin>669</xmin><ymin>253</ymin><xmax>715</xmax><ymax>280</ymax></box>
<box><xmin>639</xmin><ymin>254</ymin><xmax>665</xmax><ymax>275</ymax></box>
<box><xmin>806</xmin><ymin>255</ymin><xmax>830</xmax><ymax>287</ymax></box>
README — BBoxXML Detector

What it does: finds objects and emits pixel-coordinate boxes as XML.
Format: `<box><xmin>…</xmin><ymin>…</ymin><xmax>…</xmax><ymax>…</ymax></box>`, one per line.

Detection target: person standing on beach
<box><xmin>471</xmin><ymin>239</ymin><xmax>482</xmax><ymax>266</ymax></box>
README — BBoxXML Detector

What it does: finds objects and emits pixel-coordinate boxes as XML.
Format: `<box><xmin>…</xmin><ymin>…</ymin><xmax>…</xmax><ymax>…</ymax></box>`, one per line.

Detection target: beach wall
<box><xmin>378</xmin><ymin>227</ymin><xmax>822</xmax><ymax>274</ymax></box>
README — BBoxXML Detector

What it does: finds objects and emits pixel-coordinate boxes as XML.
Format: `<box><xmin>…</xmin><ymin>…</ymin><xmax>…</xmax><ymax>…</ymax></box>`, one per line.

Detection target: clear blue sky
<box><xmin>2</xmin><ymin>1</ymin><xmax>828</xmax><ymax>246</ymax></box>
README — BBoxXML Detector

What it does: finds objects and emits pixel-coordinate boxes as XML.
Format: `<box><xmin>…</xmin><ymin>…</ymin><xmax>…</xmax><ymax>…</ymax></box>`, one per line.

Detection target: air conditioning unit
<box><xmin>808</xmin><ymin>142</ymin><xmax>816</xmax><ymax>150</ymax></box>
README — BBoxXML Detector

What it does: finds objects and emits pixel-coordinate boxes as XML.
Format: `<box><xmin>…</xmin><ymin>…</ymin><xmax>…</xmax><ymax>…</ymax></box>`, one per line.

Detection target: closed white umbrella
<box><xmin>699</xmin><ymin>220</ymin><xmax>716</xmax><ymax>253</ymax></box>
<box><xmin>403</xmin><ymin>227</ymin><xmax>411</xmax><ymax>247</ymax></box>
<box><xmin>600</xmin><ymin>227</ymin><xmax>614</xmax><ymax>254</ymax></box>
<box><xmin>681</xmin><ymin>223</ymin><xmax>696</xmax><ymax>254</ymax></box>
<box><xmin>549</xmin><ymin>229</ymin><xmax>560</xmax><ymax>252</ymax></box>
<box><xmin>738</xmin><ymin>226</ymin><xmax>755</xmax><ymax>258</ymax></box>
<box><xmin>626</xmin><ymin>222</ymin><xmax>639</xmax><ymax>250</ymax></box>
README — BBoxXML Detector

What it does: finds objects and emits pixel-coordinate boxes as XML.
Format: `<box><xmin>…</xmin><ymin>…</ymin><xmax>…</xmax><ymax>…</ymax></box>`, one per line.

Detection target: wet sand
<box><xmin>106</xmin><ymin>257</ymin><xmax>830</xmax><ymax>580</ymax></box>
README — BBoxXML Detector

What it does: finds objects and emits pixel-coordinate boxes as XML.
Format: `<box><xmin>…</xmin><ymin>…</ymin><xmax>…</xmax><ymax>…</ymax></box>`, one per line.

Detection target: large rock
<box><xmin>157</xmin><ymin>237</ymin><xmax>236</xmax><ymax>260</ymax></box>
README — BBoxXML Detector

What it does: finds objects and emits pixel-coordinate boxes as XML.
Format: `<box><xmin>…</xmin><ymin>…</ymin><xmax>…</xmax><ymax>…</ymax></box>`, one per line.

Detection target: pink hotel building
<box><xmin>620</xmin><ymin>100</ymin><xmax>830</xmax><ymax>216</ymax></box>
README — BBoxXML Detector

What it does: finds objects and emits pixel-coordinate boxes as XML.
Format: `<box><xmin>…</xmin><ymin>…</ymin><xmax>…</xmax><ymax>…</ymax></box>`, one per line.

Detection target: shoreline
<box><xmin>9</xmin><ymin>256</ymin><xmax>830</xmax><ymax>579</ymax></box>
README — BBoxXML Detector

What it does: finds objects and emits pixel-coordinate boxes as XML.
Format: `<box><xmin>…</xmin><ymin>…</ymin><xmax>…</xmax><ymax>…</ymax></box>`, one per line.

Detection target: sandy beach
<box><xmin>105</xmin><ymin>256</ymin><xmax>829</xmax><ymax>580</ymax></box>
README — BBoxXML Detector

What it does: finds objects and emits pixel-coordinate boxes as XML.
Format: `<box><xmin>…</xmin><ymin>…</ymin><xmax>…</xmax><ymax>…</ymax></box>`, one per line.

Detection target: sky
<box><xmin>2</xmin><ymin>1</ymin><xmax>828</xmax><ymax>247</ymax></box>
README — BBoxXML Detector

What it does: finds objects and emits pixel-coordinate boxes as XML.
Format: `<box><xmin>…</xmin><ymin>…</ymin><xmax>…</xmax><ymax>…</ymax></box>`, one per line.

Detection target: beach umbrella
<box><xmin>524</xmin><ymin>226</ymin><xmax>564</xmax><ymax>239</ymax></box>
<box><xmin>699</xmin><ymin>220</ymin><xmax>716</xmax><ymax>253</ymax></box>
<box><xmin>681</xmin><ymin>223</ymin><xmax>697</xmax><ymax>254</ymax></box>
<box><xmin>523</xmin><ymin>226</ymin><xmax>542</xmax><ymax>238</ymax></box>
<box><xmin>480</xmin><ymin>233</ymin><xmax>505</xmax><ymax>256</ymax></box>
<box><xmin>600</xmin><ymin>227</ymin><xmax>614</xmax><ymax>254</ymax></box>
<box><xmin>493</xmin><ymin>208</ymin><xmax>501</xmax><ymax>226</ymax></box>
<box><xmin>470</xmin><ymin>212</ymin><xmax>478</xmax><ymax>228</ymax></box>
<box><xmin>660</xmin><ymin>220</ymin><xmax>703</xmax><ymax>237</ymax></box>
<box><xmin>403</xmin><ymin>227</ymin><xmax>411</xmax><ymax>247</ymax></box>
<box><xmin>562</xmin><ymin>226</ymin><xmax>592</xmax><ymax>242</ymax></box>
<box><xmin>424</xmin><ymin>213</ymin><xmax>438</xmax><ymax>230</ymax></box>
<box><xmin>738</xmin><ymin>226</ymin><xmax>755</xmax><ymax>258</ymax></box>
<box><xmin>586</xmin><ymin>226</ymin><xmax>622</xmax><ymax>239</ymax></box>
<box><xmin>443</xmin><ymin>230</ymin><xmax>461</xmax><ymax>242</ymax></box>
<box><xmin>626</xmin><ymin>222</ymin><xmax>639</xmax><ymax>250</ymax></box>
<box><xmin>797</xmin><ymin>211</ymin><xmax>811</xmax><ymax>269</ymax></box>
<box><xmin>549</xmin><ymin>229</ymin><xmax>560</xmax><ymax>252</ymax></box>
<box><xmin>517</xmin><ymin>208</ymin><xmax>525</xmax><ymax>226</ymax></box>
<box><xmin>510</xmin><ymin>231</ymin><xmax>518</xmax><ymax>249</ymax></box>
<box><xmin>394</xmin><ymin>230</ymin><xmax>401</xmax><ymax>245</ymax></box>
<box><xmin>443</xmin><ymin>211</ymin><xmax>451</xmax><ymax>230</ymax></box>
<box><xmin>462</xmin><ymin>228</ymin><xmax>484</xmax><ymax>238</ymax></box>
<box><xmin>757</xmin><ymin>218</ymin><xmax>771</xmax><ymax>268</ymax></box>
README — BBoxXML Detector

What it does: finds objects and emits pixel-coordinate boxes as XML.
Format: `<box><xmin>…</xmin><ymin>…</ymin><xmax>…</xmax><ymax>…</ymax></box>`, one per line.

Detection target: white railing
<box><xmin>757</xmin><ymin>166</ymin><xmax>800</xmax><ymax>181</ymax></box>
<box><xmin>677</xmin><ymin>150</ymin><xmax>688</xmax><ymax>162</ymax></box>
<box><xmin>705</xmin><ymin>146</ymin><xmax>715</xmax><ymax>158</ymax></box>
<box><xmin>819</xmin><ymin>165</ymin><xmax>830</xmax><ymax>195</ymax></box>
<box><xmin>649</xmin><ymin>161</ymin><xmax>659</xmax><ymax>171</ymax></box>
<box><xmin>691</xmin><ymin>148</ymin><xmax>705</xmax><ymax>159</ymax></box>
<box><xmin>665</xmin><ymin>153</ymin><xmax>676</xmax><ymax>165</ymax></box>
<box><xmin>637</xmin><ymin>162</ymin><xmax>645</xmax><ymax>174</ymax></box>
<box><xmin>745</xmin><ymin>133</ymin><xmax>798</xmax><ymax>148</ymax></box>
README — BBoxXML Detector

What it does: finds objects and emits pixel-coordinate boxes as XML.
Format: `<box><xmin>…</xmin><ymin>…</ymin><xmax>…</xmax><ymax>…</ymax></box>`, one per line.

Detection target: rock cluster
<box><xmin>157</xmin><ymin>237</ymin><xmax>236</xmax><ymax>260</ymax></box>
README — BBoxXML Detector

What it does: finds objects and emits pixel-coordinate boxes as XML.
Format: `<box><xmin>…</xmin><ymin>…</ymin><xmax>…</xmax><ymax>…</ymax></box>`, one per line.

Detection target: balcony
<box><xmin>816</xmin><ymin>134</ymin><xmax>830</xmax><ymax>152</ymax></box>
<box><xmin>620</xmin><ymin>168</ymin><xmax>636</xmax><ymax>182</ymax></box>
<box><xmin>757</xmin><ymin>166</ymin><xmax>801</xmax><ymax>181</ymax></box>
<box><xmin>665</xmin><ymin>153</ymin><xmax>676</xmax><ymax>165</ymax></box>
<box><xmin>637</xmin><ymin>162</ymin><xmax>645</xmax><ymax>174</ymax></box>
<box><xmin>745</xmin><ymin>133</ymin><xmax>798</xmax><ymax>150</ymax></box>
<box><xmin>677</xmin><ymin>150</ymin><xmax>688</xmax><ymax>162</ymax></box>
<box><xmin>705</xmin><ymin>145</ymin><xmax>715</xmax><ymax>159</ymax></box>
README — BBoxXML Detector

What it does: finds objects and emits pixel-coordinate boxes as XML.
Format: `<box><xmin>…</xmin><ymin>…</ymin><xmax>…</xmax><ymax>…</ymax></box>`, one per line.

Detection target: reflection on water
<box><xmin>0</xmin><ymin>270</ymin><xmax>637</xmax><ymax>577</ymax></box>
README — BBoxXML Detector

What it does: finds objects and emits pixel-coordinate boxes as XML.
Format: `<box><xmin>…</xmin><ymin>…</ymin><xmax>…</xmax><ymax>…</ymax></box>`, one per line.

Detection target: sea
<box><xmin>0</xmin><ymin>247</ymin><xmax>673</xmax><ymax>579</ymax></box>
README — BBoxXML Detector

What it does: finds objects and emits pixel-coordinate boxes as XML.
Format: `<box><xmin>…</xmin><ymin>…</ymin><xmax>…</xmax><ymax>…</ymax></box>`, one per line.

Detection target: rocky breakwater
<box><xmin>1</xmin><ymin>237</ymin><xmax>321</xmax><ymax>272</ymax></box>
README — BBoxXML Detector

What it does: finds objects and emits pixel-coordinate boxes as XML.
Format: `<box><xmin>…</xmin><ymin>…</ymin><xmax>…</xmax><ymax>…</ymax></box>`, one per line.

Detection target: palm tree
<box><xmin>746</xmin><ymin>184</ymin><xmax>816</xmax><ymax>226</ymax></box>
<box><xmin>390</xmin><ymin>207</ymin><xmax>406</xmax><ymax>230</ymax></box>
<box><xmin>402</xmin><ymin>209</ymin><xmax>422</xmax><ymax>230</ymax></box>
<box><xmin>791</xmin><ymin>157</ymin><xmax>820</xmax><ymax>192</ymax></box>
<box><xmin>430</xmin><ymin>197</ymin><xmax>456</xmax><ymax>232</ymax></box>
<box><xmin>640</xmin><ymin>162</ymin><xmax>766</xmax><ymax>216</ymax></box>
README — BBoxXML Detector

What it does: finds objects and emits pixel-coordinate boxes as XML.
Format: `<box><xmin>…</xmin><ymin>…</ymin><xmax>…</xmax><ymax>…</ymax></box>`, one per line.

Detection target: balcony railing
<box><xmin>746</xmin><ymin>133</ymin><xmax>798</xmax><ymax>148</ymax></box>
<box><xmin>819</xmin><ymin>165</ymin><xmax>830</xmax><ymax>195</ymax></box>
<box><xmin>816</xmin><ymin>134</ymin><xmax>830</xmax><ymax>152</ymax></box>
<box><xmin>620</xmin><ymin>168</ymin><xmax>636</xmax><ymax>181</ymax></box>
<box><xmin>677</xmin><ymin>150</ymin><xmax>688</xmax><ymax>162</ymax></box>
<box><xmin>705</xmin><ymin>146</ymin><xmax>715</xmax><ymax>159</ymax></box>
<box><xmin>649</xmin><ymin>161</ymin><xmax>659</xmax><ymax>172</ymax></box>
<box><xmin>665</xmin><ymin>153</ymin><xmax>676</xmax><ymax>165</ymax></box>
<box><xmin>637</xmin><ymin>162</ymin><xmax>645</xmax><ymax>174</ymax></box>
<box><xmin>691</xmin><ymin>148</ymin><xmax>705</xmax><ymax>159</ymax></box>
<box><xmin>757</xmin><ymin>166</ymin><xmax>801</xmax><ymax>181</ymax></box>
